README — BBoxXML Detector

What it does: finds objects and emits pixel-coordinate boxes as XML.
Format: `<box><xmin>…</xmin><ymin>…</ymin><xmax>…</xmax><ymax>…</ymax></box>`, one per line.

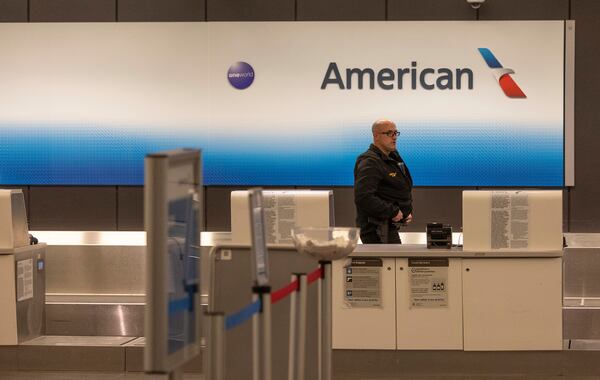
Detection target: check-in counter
<box><xmin>25</xmin><ymin>230</ymin><xmax>565</xmax><ymax>352</ymax></box>
<box><xmin>333</xmin><ymin>244</ymin><xmax>563</xmax><ymax>351</ymax></box>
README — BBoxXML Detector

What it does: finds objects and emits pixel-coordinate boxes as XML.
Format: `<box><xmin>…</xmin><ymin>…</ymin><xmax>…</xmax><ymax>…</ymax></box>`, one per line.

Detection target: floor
<box><xmin>2</xmin><ymin>373</ymin><xmax>600</xmax><ymax>380</ymax></box>
<box><xmin>0</xmin><ymin>372</ymin><xmax>198</xmax><ymax>380</ymax></box>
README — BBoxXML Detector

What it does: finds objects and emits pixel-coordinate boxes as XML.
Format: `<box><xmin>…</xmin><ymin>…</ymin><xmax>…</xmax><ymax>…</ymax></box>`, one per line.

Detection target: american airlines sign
<box><xmin>320</xmin><ymin>48</ymin><xmax>526</xmax><ymax>98</ymax></box>
<box><xmin>0</xmin><ymin>21</ymin><xmax>565</xmax><ymax>186</ymax></box>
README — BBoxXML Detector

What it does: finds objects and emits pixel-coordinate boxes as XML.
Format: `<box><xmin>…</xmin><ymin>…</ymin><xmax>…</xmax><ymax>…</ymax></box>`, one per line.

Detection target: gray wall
<box><xmin>1</xmin><ymin>0</ymin><xmax>597</xmax><ymax>233</ymax></box>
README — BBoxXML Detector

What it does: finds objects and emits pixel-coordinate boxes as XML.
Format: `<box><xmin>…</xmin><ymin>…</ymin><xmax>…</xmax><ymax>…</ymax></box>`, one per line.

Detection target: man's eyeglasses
<box><xmin>380</xmin><ymin>130</ymin><xmax>400</xmax><ymax>137</ymax></box>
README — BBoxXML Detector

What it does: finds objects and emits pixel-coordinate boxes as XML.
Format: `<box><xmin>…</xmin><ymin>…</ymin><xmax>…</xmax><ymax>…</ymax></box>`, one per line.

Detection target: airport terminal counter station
<box><xmin>204</xmin><ymin>231</ymin><xmax>564</xmax><ymax>355</ymax></box>
<box><xmin>334</xmin><ymin>243</ymin><xmax>562</xmax><ymax>351</ymax></box>
<box><xmin>3</xmin><ymin>189</ymin><xmax>600</xmax><ymax>378</ymax></box>
<box><xmin>225</xmin><ymin>190</ymin><xmax>566</xmax><ymax>351</ymax></box>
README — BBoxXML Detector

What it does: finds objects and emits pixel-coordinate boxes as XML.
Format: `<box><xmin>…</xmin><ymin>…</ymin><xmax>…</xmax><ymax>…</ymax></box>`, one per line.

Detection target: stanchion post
<box><xmin>253</xmin><ymin>286</ymin><xmax>272</xmax><ymax>380</ymax></box>
<box><xmin>296</xmin><ymin>273</ymin><xmax>308</xmax><ymax>380</ymax></box>
<box><xmin>319</xmin><ymin>261</ymin><xmax>332</xmax><ymax>380</ymax></box>
<box><xmin>288</xmin><ymin>275</ymin><xmax>298</xmax><ymax>380</ymax></box>
<box><xmin>262</xmin><ymin>291</ymin><xmax>272</xmax><ymax>380</ymax></box>
<box><xmin>317</xmin><ymin>269</ymin><xmax>322</xmax><ymax>380</ymax></box>
<box><xmin>205</xmin><ymin>312</ymin><xmax>225</xmax><ymax>380</ymax></box>
<box><xmin>252</xmin><ymin>293</ymin><xmax>260</xmax><ymax>380</ymax></box>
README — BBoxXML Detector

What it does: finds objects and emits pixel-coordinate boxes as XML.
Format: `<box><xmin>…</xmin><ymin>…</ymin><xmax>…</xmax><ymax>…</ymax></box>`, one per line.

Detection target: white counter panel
<box><xmin>0</xmin><ymin>255</ymin><xmax>18</xmax><ymax>344</ymax></box>
<box><xmin>462</xmin><ymin>258</ymin><xmax>562</xmax><ymax>350</ymax></box>
<box><xmin>396</xmin><ymin>258</ymin><xmax>463</xmax><ymax>350</ymax></box>
<box><xmin>332</xmin><ymin>258</ymin><xmax>396</xmax><ymax>350</ymax></box>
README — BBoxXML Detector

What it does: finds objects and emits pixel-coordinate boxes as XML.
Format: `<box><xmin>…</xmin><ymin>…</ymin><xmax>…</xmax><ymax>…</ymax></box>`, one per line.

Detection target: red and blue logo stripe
<box><xmin>478</xmin><ymin>48</ymin><xmax>526</xmax><ymax>98</ymax></box>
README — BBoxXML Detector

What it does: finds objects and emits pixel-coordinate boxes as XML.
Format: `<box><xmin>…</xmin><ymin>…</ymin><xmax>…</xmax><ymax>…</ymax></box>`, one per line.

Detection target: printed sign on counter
<box><xmin>491</xmin><ymin>191</ymin><xmax>530</xmax><ymax>249</ymax></box>
<box><xmin>263</xmin><ymin>193</ymin><xmax>297</xmax><ymax>244</ymax></box>
<box><xmin>343</xmin><ymin>257</ymin><xmax>382</xmax><ymax>308</ymax></box>
<box><xmin>17</xmin><ymin>258</ymin><xmax>33</xmax><ymax>301</ymax></box>
<box><xmin>409</xmin><ymin>258</ymin><xmax>448</xmax><ymax>309</ymax></box>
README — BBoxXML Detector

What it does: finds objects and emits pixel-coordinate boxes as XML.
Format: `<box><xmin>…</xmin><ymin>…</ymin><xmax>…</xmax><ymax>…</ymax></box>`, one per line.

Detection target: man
<box><xmin>354</xmin><ymin>119</ymin><xmax>413</xmax><ymax>244</ymax></box>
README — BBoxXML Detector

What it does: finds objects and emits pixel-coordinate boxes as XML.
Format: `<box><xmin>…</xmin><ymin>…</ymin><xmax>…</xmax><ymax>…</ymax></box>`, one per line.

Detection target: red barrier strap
<box><xmin>307</xmin><ymin>267</ymin><xmax>322</xmax><ymax>285</ymax></box>
<box><xmin>271</xmin><ymin>279</ymin><xmax>298</xmax><ymax>304</ymax></box>
<box><xmin>271</xmin><ymin>267</ymin><xmax>322</xmax><ymax>304</ymax></box>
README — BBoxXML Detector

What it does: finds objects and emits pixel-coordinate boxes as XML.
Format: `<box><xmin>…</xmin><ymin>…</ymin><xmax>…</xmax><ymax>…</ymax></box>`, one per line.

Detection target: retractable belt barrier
<box><xmin>224</xmin><ymin>266</ymin><xmax>322</xmax><ymax>331</ymax></box>
<box><xmin>224</xmin><ymin>299</ymin><xmax>262</xmax><ymax>331</ymax></box>
<box><xmin>206</xmin><ymin>265</ymin><xmax>326</xmax><ymax>380</ymax></box>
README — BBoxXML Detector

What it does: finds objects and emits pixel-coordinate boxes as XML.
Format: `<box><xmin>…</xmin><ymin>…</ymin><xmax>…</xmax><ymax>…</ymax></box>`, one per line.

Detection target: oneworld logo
<box><xmin>228</xmin><ymin>62</ymin><xmax>255</xmax><ymax>90</ymax></box>
<box><xmin>477</xmin><ymin>48</ymin><xmax>526</xmax><ymax>98</ymax></box>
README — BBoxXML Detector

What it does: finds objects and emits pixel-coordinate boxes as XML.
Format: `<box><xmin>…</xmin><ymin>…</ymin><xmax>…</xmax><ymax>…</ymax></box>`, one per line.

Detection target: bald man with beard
<box><xmin>354</xmin><ymin>119</ymin><xmax>413</xmax><ymax>244</ymax></box>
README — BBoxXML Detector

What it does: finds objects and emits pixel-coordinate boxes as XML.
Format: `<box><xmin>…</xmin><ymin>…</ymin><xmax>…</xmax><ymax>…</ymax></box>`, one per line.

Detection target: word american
<box><xmin>321</xmin><ymin>62</ymin><xmax>474</xmax><ymax>90</ymax></box>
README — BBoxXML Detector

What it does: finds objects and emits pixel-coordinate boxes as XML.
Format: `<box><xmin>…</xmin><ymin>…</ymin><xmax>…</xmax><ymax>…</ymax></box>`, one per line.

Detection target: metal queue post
<box><xmin>287</xmin><ymin>274</ymin><xmax>297</xmax><ymax>380</ymax></box>
<box><xmin>319</xmin><ymin>260</ymin><xmax>332</xmax><ymax>380</ymax></box>
<box><xmin>205</xmin><ymin>312</ymin><xmax>225</xmax><ymax>380</ymax></box>
<box><xmin>288</xmin><ymin>273</ymin><xmax>308</xmax><ymax>380</ymax></box>
<box><xmin>290</xmin><ymin>227</ymin><xmax>359</xmax><ymax>380</ymax></box>
<box><xmin>248</xmin><ymin>189</ymin><xmax>272</xmax><ymax>380</ymax></box>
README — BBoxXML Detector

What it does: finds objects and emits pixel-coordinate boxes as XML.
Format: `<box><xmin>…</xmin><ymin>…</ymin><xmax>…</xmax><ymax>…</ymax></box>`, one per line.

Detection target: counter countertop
<box><xmin>26</xmin><ymin>231</ymin><xmax>583</xmax><ymax>257</ymax></box>
<box><xmin>351</xmin><ymin>244</ymin><xmax>563</xmax><ymax>258</ymax></box>
<box><xmin>0</xmin><ymin>243</ymin><xmax>47</xmax><ymax>255</ymax></box>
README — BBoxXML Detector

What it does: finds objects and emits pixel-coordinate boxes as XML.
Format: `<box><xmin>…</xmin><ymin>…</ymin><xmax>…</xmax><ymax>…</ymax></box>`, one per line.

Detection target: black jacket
<box><xmin>354</xmin><ymin>144</ymin><xmax>413</xmax><ymax>235</ymax></box>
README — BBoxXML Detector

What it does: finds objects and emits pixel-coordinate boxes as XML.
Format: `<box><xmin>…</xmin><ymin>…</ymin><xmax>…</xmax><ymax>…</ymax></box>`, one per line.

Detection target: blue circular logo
<box><xmin>228</xmin><ymin>62</ymin><xmax>255</xmax><ymax>90</ymax></box>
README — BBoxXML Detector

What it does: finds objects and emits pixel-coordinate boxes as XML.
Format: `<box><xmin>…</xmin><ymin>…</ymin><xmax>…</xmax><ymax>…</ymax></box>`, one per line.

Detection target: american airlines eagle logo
<box><xmin>478</xmin><ymin>48</ymin><xmax>526</xmax><ymax>98</ymax></box>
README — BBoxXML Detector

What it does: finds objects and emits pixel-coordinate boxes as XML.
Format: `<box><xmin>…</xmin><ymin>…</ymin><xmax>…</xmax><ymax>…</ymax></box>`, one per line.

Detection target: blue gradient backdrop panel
<box><xmin>0</xmin><ymin>122</ymin><xmax>564</xmax><ymax>186</ymax></box>
<box><xmin>0</xmin><ymin>22</ymin><xmax>565</xmax><ymax>188</ymax></box>
<box><xmin>0</xmin><ymin>125</ymin><xmax>207</xmax><ymax>185</ymax></box>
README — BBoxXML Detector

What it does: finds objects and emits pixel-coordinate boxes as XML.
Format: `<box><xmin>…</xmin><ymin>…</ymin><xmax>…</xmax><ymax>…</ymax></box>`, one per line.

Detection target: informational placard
<box><xmin>248</xmin><ymin>189</ymin><xmax>270</xmax><ymax>286</ymax></box>
<box><xmin>263</xmin><ymin>193</ymin><xmax>296</xmax><ymax>244</ymax></box>
<box><xmin>0</xmin><ymin>21</ymin><xmax>569</xmax><ymax>186</ymax></box>
<box><xmin>230</xmin><ymin>190</ymin><xmax>332</xmax><ymax>245</ymax></box>
<box><xmin>409</xmin><ymin>258</ymin><xmax>448</xmax><ymax>309</ymax></box>
<box><xmin>463</xmin><ymin>190</ymin><xmax>562</xmax><ymax>252</ymax></box>
<box><xmin>16</xmin><ymin>258</ymin><xmax>33</xmax><ymax>302</ymax></box>
<box><xmin>343</xmin><ymin>258</ymin><xmax>382</xmax><ymax>308</ymax></box>
<box><xmin>491</xmin><ymin>191</ymin><xmax>530</xmax><ymax>249</ymax></box>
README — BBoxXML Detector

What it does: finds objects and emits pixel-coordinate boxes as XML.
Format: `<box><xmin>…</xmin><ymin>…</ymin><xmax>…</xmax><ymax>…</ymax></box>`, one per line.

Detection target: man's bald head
<box><xmin>371</xmin><ymin>119</ymin><xmax>395</xmax><ymax>135</ymax></box>
<box><xmin>371</xmin><ymin>119</ymin><xmax>398</xmax><ymax>155</ymax></box>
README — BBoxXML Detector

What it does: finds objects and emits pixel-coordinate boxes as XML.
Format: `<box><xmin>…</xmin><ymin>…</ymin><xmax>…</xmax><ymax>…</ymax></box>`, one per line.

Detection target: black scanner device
<box><xmin>426</xmin><ymin>222</ymin><xmax>452</xmax><ymax>249</ymax></box>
